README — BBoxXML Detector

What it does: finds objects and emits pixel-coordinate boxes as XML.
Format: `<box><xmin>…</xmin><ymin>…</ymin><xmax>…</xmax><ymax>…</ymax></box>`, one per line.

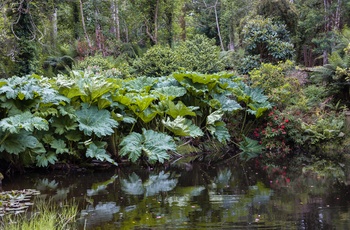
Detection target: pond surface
<box><xmin>2</xmin><ymin>161</ymin><xmax>350</xmax><ymax>229</ymax></box>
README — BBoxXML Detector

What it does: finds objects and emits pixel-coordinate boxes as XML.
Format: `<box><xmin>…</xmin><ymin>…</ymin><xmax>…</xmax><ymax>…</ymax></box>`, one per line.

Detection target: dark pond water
<box><xmin>2</xmin><ymin>160</ymin><xmax>350</xmax><ymax>229</ymax></box>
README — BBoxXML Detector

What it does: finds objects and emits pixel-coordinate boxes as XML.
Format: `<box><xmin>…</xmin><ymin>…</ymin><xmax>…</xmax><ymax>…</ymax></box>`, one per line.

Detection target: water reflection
<box><xmin>2</xmin><ymin>162</ymin><xmax>350</xmax><ymax>229</ymax></box>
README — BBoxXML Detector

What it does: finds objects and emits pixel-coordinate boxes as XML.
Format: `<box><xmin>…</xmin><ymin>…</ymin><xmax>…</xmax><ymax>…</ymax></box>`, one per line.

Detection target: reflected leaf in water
<box><xmin>248</xmin><ymin>182</ymin><xmax>273</xmax><ymax>204</ymax></box>
<box><xmin>121</xmin><ymin>172</ymin><xmax>144</xmax><ymax>195</ymax></box>
<box><xmin>121</xmin><ymin>171</ymin><xmax>178</xmax><ymax>196</ymax></box>
<box><xmin>145</xmin><ymin>171</ymin><xmax>178</xmax><ymax>196</ymax></box>
<box><xmin>168</xmin><ymin>186</ymin><xmax>205</xmax><ymax>207</ymax></box>
<box><xmin>87</xmin><ymin>175</ymin><xmax>118</xmax><ymax>197</ymax></box>
<box><xmin>302</xmin><ymin>159</ymin><xmax>345</xmax><ymax>181</ymax></box>
<box><xmin>214</xmin><ymin>169</ymin><xmax>232</xmax><ymax>188</ymax></box>
<box><xmin>79</xmin><ymin>202</ymin><xmax>120</xmax><ymax>228</ymax></box>
<box><xmin>51</xmin><ymin>188</ymin><xmax>70</xmax><ymax>201</ymax></box>
<box><xmin>35</xmin><ymin>179</ymin><xmax>58</xmax><ymax>191</ymax></box>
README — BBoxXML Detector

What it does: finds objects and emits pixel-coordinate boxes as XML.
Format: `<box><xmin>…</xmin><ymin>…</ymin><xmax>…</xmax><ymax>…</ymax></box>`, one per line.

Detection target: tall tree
<box><xmin>79</xmin><ymin>0</ymin><xmax>92</xmax><ymax>51</ymax></box>
<box><xmin>203</xmin><ymin>0</ymin><xmax>224</xmax><ymax>51</ymax></box>
<box><xmin>256</xmin><ymin>0</ymin><xmax>298</xmax><ymax>35</ymax></box>
<box><xmin>8</xmin><ymin>0</ymin><xmax>40</xmax><ymax>75</ymax></box>
<box><xmin>295</xmin><ymin>0</ymin><xmax>345</xmax><ymax>66</ymax></box>
<box><xmin>163</xmin><ymin>0</ymin><xmax>175</xmax><ymax>46</ymax></box>
<box><xmin>110</xmin><ymin>0</ymin><xmax>120</xmax><ymax>41</ymax></box>
<box><xmin>221</xmin><ymin>0</ymin><xmax>255</xmax><ymax>51</ymax></box>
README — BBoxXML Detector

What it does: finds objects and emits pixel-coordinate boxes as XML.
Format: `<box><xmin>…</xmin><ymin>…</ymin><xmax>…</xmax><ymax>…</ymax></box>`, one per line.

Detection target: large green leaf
<box><xmin>173</xmin><ymin>72</ymin><xmax>231</xmax><ymax>85</ymax></box>
<box><xmin>64</xmin><ymin>130</ymin><xmax>83</xmax><ymax>142</ymax></box>
<box><xmin>162</xmin><ymin>116</ymin><xmax>204</xmax><ymax>137</ymax></box>
<box><xmin>172</xmin><ymin>72</ymin><xmax>234</xmax><ymax>96</ymax></box>
<box><xmin>119</xmin><ymin>129</ymin><xmax>176</xmax><ymax>164</ymax></box>
<box><xmin>57</xmin><ymin>105</ymin><xmax>77</xmax><ymax>119</ymax></box>
<box><xmin>175</xmin><ymin>77</ymin><xmax>208</xmax><ymax>96</ymax></box>
<box><xmin>164</xmin><ymin>101</ymin><xmax>197</xmax><ymax>118</ymax></box>
<box><xmin>245</xmin><ymin>87</ymin><xmax>269</xmax><ymax>104</ymax></box>
<box><xmin>0</xmin><ymin>131</ymin><xmax>40</xmax><ymax>155</ymax></box>
<box><xmin>206</xmin><ymin>110</ymin><xmax>224</xmax><ymax>125</ymax></box>
<box><xmin>0</xmin><ymin>75</ymin><xmax>42</xmax><ymax>100</ymax></box>
<box><xmin>207</xmin><ymin>122</ymin><xmax>230</xmax><ymax>143</ymax></box>
<box><xmin>239</xmin><ymin>136</ymin><xmax>263</xmax><ymax>161</ymax></box>
<box><xmin>51</xmin><ymin>116</ymin><xmax>79</xmax><ymax>135</ymax></box>
<box><xmin>153</xmin><ymin>76</ymin><xmax>181</xmax><ymax>88</ymax></box>
<box><xmin>142</xmin><ymin>129</ymin><xmax>177</xmax><ymax>163</ymax></box>
<box><xmin>128</xmin><ymin>94</ymin><xmax>156</xmax><ymax>112</ymax></box>
<box><xmin>119</xmin><ymin>132</ymin><xmax>143</xmax><ymax>162</ymax></box>
<box><xmin>0</xmin><ymin>75</ymin><xmax>68</xmax><ymax>106</ymax></box>
<box><xmin>115</xmin><ymin>93</ymin><xmax>156</xmax><ymax>111</ymax></box>
<box><xmin>36</xmin><ymin>152</ymin><xmax>58</xmax><ymax>167</ymax></box>
<box><xmin>76</xmin><ymin>104</ymin><xmax>118</xmax><ymax>137</ymax></box>
<box><xmin>247</xmin><ymin>101</ymin><xmax>272</xmax><ymax>118</ymax></box>
<box><xmin>206</xmin><ymin>110</ymin><xmax>230</xmax><ymax>143</ymax></box>
<box><xmin>113</xmin><ymin>93</ymin><xmax>157</xmax><ymax>122</ymax></box>
<box><xmin>122</xmin><ymin>76</ymin><xmax>157</xmax><ymax>93</ymax></box>
<box><xmin>55</xmin><ymin>72</ymin><xmax>118</xmax><ymax>105</ymax></box>
<box><xmin>86</xmin><ymin>142</ymin><xmax>118</xmax><ymax>166</ymax></box>
<box><xmin>210</xmin><ymin>94</ymin><xmax>242</xmax><ymax>112</ymax></box>
<box><xmin>0</xmin><ymin>112</ymin><xmax>49</xmax><ymax>134</ymax></box>
<box><xmin>150</xmin><ymin>86</ymin><xmax>187</xmax><ymax>101</ymax></box>
<box><xmin>50</xmin><ymin>139</ymin><xmax>69</xmax><ymax>154</ymax></box>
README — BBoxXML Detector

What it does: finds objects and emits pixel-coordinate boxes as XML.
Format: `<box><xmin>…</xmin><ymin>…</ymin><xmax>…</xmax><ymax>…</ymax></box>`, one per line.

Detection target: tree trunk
<box><xmin>213</xmin><ymin>0</ymin><xmax>224</xmax><ymax>51</ymax></box>
<box><xmin>52</xmin><ymin>7</ymin><xmax>58</xmax><ymax>47</ymax></box>
<box><xmin>164</xmin><ymin>0</ymin><xmax>174</xmax><ymax>47</ymax></box>
<box><xmin>179</xmin><ymin>3</ymin><xmax>187</xmax><ymax>41</ymax></box>
<box><xmin>79</xmin><ymin>0</ymin><xmax>92</xmax><ymax>51</ymax></box>
<box><xmin>95</xmin><ymin>9</ymin><xmax>102</xmax><ymax>51</ymax></box>
<box><xmin>323</xmin><ymin>0</ymin><xmax>331</xmax><ymax>64</ymax></box>
<box><xmin>335</xmin><ymin>0</ymin><xmax>342</xmax><ymax>30</ymax></box>
<box><xmin>203</xmin><ymin>0</ymin><xmax>224</xmax><ymax>51</ymax></box>
<box><xmin>228</xmin><ymin>31</ymin><xmax>235</xmax><ymax>51</ymax></box>
<box><xmin>145</xmin><ymin>0</ymin><xmax>159</xmax><ymax>45</ymax></box>
<box><xmin>72</xmin><ymin>1</ymin><xmax>80</xmax><ymax>39</ymax></box>
<box><xmin>111</xmin><ymin>0</ymin><xmax>120</xmax><ymax>41</ymax></box>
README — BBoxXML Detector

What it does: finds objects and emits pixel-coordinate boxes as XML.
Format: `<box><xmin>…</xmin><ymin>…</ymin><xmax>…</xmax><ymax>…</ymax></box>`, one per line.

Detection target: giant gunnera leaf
<box><xmin>76</xmin><ymin>104</ymin><xmax>118</xmax><ymax>137</ymax></box>
<box><xmin>0</xmin><ymin>130</ymin><xmax>40</xmax><ymax>155</ymax></box>
<box><xmin>86</xmin><ymin>141</ymin><xmax>118</xmax><ymax>166</ymax></box>
<box><xmin>0</xmin><ymin>112</ymin><xmax>49</xmax><ymax>134</ymax></box>
<box><xmin>119</xmin><ymin>129</ymin><xmax>176</xmax><ymax>164</ymax></box>
<box><xmin>162</xmin><ymin>116</ymin><xmax>204</xmax><ymax>137</ymax></box>
<box><xmin>239</xmin><ymin>136</ymin><xmax>263</xmax><ymax>161</ymax></box>
<box><xmin>150</xmin><ymin>86</ymin><xmax>187</xmax><ymax>101</ymax></box>
<box><xmin>206</xmin><ymin>110</ymin><xmax>230</xmax><ymax>143</ymax></box>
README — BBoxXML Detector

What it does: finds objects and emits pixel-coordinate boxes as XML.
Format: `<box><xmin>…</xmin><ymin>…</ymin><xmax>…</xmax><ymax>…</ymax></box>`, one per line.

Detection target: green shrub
<box><xmin>249</xmin><ymin>61</ymin><xmax>299</xmax><ymax>106</ymax></box>
<box><xmin>75</xmin><ymin>53</ymin><xmax>115</xmax><ymax>71</ymax></box>
<box><xmin>240</xmin><ymin>16</ymin><xmax>294</xmax><ymax>73</ymax></box>
<box><xmin>175</xmin><ymin>34</ymin><xmax>225</xmax><ymax>73</ymax></box>
<box><xmin>132</xmin><ymin>45</ymin><xmax>178</xmax><ymax>77</ymax></box>
<box><xmin>238</xmin><ymin>55</ymin><xmax>261</xmax><ymax>74</ymax></box>
<box><xmin>301</xmin><ymin>111</ymin><xmax>345</xmax><ymax>146</ymax></box>
<box><xmin>302</xmin><ymin>85</ymin><xmax>329</xmax><ymax>108</ymax></box>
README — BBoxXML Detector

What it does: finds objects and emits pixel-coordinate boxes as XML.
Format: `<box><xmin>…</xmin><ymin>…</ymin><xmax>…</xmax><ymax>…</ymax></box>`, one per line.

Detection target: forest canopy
<box><xmin>0</xmin><ymin>0</ymin><xmax>349</xmax><ymax>77</ymax></box>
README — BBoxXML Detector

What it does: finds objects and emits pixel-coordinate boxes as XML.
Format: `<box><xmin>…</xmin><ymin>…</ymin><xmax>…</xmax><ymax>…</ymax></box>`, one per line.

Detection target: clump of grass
<box><xmin>1</xmin><ymin>198</ymin><xmax>78</xmax><ymax>230</ymax></box>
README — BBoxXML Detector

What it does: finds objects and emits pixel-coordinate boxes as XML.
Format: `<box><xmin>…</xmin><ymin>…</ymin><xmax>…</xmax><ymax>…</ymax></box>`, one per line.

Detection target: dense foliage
<box><xmin>0</xmin><ymin>0</ymin><xmax>350</xmax><ymax>182</ymax></box>
<box><xmin>0</xmin><ymin>71</ymin><xmax>273</xmax><ymax>169</ymax></box>
<box><xmin>1</xmin><ymin>0</ymin><xmax>350</xmax><ymax>77</ymax></box>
